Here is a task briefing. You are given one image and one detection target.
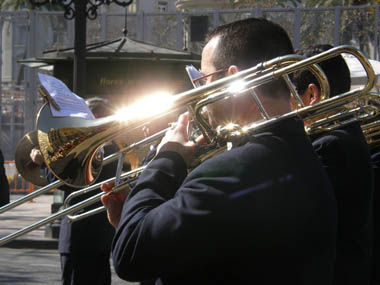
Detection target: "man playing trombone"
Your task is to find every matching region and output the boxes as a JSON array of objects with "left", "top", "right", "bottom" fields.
[
  {"left": 292, "top": 44, "right": 373, "bottom": 285},
  {"left": 0, "top": 148, "right": 9, "bottom": 207},
  {"left": 31, "top": 97, "right": 120, "bottom": 285},
  {"left": 101, "top": 18, "right": 337, "bottom": 284}
]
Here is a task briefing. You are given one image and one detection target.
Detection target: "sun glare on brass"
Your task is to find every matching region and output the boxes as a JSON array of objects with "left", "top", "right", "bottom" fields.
[
  {"left": 228, "top": 80, "right": 246, "bottom": 94},
  {"left": 115, "top": 92, "right": 173, "bottom": 122},
  {"left": 226, "top": 123, "right": 237, "bottom": 130},
  {"left": 1, "top": 45, "right": 376, "bottom": 248},
  {"left": 242, "top": 126, "right": 249, "bottom": 133}
]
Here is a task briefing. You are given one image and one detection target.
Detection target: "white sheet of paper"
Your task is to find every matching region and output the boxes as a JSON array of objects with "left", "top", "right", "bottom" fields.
[{"left": 38, "top": 73, "right": 95, "bottom": 119}]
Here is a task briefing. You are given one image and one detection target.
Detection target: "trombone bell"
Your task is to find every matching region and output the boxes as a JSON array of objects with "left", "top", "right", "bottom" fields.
[{"left": 37, "top": 103, "right": 106, "bottom": 188}]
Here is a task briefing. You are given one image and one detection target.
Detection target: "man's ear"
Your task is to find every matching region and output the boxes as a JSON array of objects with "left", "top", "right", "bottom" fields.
[
  {"left": 308, "top": 83, "right": 321, "bottom": 105},
  {"left": 227, "top": 65, "right": 239, "bottom": 75}
]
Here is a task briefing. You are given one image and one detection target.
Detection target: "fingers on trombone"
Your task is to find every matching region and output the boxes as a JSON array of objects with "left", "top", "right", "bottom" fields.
[
  {"left": 101, "top": 181, "right": 130, "bottom": 200},
  {"left": 101, "top": 181, "right": 115, "bottom": 192},
  {"left": 100, "top": 190, "right": 117, "bottom": 205},
  {"left": 194, "top": 134, "right": 205, "bottom": 146},
  {"left": 178, "top": 112, "right": 190, "bottom": 127},
  {"left": 168, "top": 112, "right": 189, "bottom": 130}
]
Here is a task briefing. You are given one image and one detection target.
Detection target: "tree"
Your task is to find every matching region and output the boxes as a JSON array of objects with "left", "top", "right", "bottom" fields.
[
  {"left": 232, "top": 0, "right": 380, "bottom": 8},
  {"left": 0, "top": 0, "right": 61, "bottom": 11},
  {"left": 232, "top": 0, "right": 378, "bottom": 57}
]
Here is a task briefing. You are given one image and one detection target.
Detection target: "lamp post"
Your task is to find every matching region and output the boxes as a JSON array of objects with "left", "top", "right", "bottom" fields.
[{"left": 29, "top": 0, "right": 133, "bottom": 97}]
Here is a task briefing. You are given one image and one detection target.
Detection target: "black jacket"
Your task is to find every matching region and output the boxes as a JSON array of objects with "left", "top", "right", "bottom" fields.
[
  {"left": 112, "top": 117, "right": 337, "bottom": 285},
  {"left": 312, "top": 122, "right": 373, "bottom": 285},
  {"left": 0, "top": 149, "right": 10, "bottom": 207},
  {"left": 370, "top": 145, "right": 380, "bottom": 285}
]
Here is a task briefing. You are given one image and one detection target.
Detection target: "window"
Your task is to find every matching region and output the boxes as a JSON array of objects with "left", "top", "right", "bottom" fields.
[
  {"left": 157, "top": 0, "right": 168, "bottom": 12},
  {"left": 128, "top": 3, "right": 136, "bottom": 13}
]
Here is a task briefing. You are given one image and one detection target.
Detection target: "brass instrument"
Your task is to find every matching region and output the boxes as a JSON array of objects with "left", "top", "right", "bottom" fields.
[
  {"left": 361, "top": 94, "right": 380, "bottom": 146},
  {"left": 305, "top": 92, "right": 380, "bottom": 135},
  {"left": 35, "top": 54, "right": 330, "bottom": 188},
  {"left": 0, "top": 45, "right": 375, "bottom": 247},
  {"left": 362, "top": 120, "right": 380, "bottom": 145},
  {"left": 340, "top": 92, "right": 380, "bottom": 146}
]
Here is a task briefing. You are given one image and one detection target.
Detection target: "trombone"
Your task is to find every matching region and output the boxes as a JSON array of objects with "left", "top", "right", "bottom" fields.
[
  {"left": 305, "top": 93, "right": 380, "bottom": 135},
  {"left": 361, "top": 94, "right": 380, "bottom": 146},
  {"left": 0, "top": 45, "right": 376, "bottom": 247},
  {"left": 0, "top": 129, "right": 167, "bottom": 246},
  {"left": 362, "top": 120, "right": 380, "bottom": 146},
  {"left": 338, "top": 92, "right": 380, "bottom": 146}
]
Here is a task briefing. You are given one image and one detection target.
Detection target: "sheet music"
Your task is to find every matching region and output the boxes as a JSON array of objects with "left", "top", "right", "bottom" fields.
[{"left": 38, "top": 73, "right": 95, "bottom": 119}]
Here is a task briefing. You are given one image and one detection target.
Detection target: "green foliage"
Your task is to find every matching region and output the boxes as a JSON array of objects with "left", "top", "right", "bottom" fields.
[
  {"left": 232, "top": 0, "right": 378, "bottom": 7},
  {"left": 232, "top": 0, "right": 378, "bottom": 57}
]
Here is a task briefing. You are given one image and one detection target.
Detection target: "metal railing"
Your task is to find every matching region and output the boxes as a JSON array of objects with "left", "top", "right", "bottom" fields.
[{"left": 4, "top": 160, "right": 34, "bottom": 193}]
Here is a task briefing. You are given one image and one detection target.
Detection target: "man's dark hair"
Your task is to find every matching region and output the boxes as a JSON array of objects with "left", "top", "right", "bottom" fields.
[
  {"left": 206, "top": 17, "right": 294, "bottom": 70},
  {"left": 205, "top": 18, "right": 294, "bottom": 96},
  {"left": 292, "top": 44, "right": 351, "bottom": 98}
]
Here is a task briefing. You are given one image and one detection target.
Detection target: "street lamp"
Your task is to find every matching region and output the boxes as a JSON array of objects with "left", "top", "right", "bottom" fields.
[{"left": 29, "top": 0, "right": 134, "bottom": 96}]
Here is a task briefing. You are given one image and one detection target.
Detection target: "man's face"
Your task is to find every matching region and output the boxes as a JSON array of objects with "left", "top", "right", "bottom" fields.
[
  {"left": 200, "top": 36, "right": 221, "bottom": 85},
  {"left": 200, "top": 36, "right": 263, "bottom": 127},
  {"left": 201, "top": 36, "right": 233, "bottom": 127}
]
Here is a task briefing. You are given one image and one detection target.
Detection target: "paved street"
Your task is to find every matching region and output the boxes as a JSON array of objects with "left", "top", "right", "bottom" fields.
[
  {"left": 0, "top": 194, "right": 137, "bottom": 284},
  {"left": 0, "top": 247, "right": 61, "bottom": 284},
  {"left": 0, "top": 193, "right": 58, "bottom": 248},
  {"left": 0, "top": 247, "right": 134, "bottom": 285}
]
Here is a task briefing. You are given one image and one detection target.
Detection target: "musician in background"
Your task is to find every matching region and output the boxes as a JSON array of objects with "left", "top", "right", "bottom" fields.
[
  {"left": 371, "top": 144, "right": 380, "bottom": 285},
  {"left": 0, "top": 148, "right": 10, "bottom": 206},
  {"left": 292, "top": 44, "right": 374, "bottom": 285},
  {"left": 101, "top": 18, "right": 337, "bottom": 284},
  {"left": 365, "top": 98, "right": 380, "bottom": 285},
  {"left": 30, "top": 97, "right": 121, "bottom": 285}
]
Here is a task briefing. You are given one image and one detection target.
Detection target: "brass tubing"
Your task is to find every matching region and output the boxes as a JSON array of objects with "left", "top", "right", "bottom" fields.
[
  {"left": 2, "top": 45, "right": 375, "bottom": 245},
  {"left": 0, "top": 181, "right": 60, "bottom": 214},
  {"left": 0, "top": 169, "right": 132, "bottom": 246}
]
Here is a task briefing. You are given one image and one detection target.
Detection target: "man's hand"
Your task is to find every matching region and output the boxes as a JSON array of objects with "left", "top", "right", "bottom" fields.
[
  {"left": 30, "top": 147, "right": 44, "bottom": 166},
  {"left": 100, "top": 182, "right": 130, "bottom": 228},
  {"left": 157, "top": 112, "right": 204, "bottom": 166}
]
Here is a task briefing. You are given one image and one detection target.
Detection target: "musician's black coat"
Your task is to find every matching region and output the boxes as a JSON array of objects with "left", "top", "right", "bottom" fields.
[
  {"left": 43, "top": 142, "right": 119, "bottom": 253},
  {"left": 311, "top": 122, "right": 373, "bottom": 285},
  {"left": 0, "top": 148, "right": 9, "bottom": 207},
  {"left": 112, "top": 117, "right": 337, "bottom": 285},
  {"left": 370, "top": 146, "right": 380, "bottom": 285}
]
